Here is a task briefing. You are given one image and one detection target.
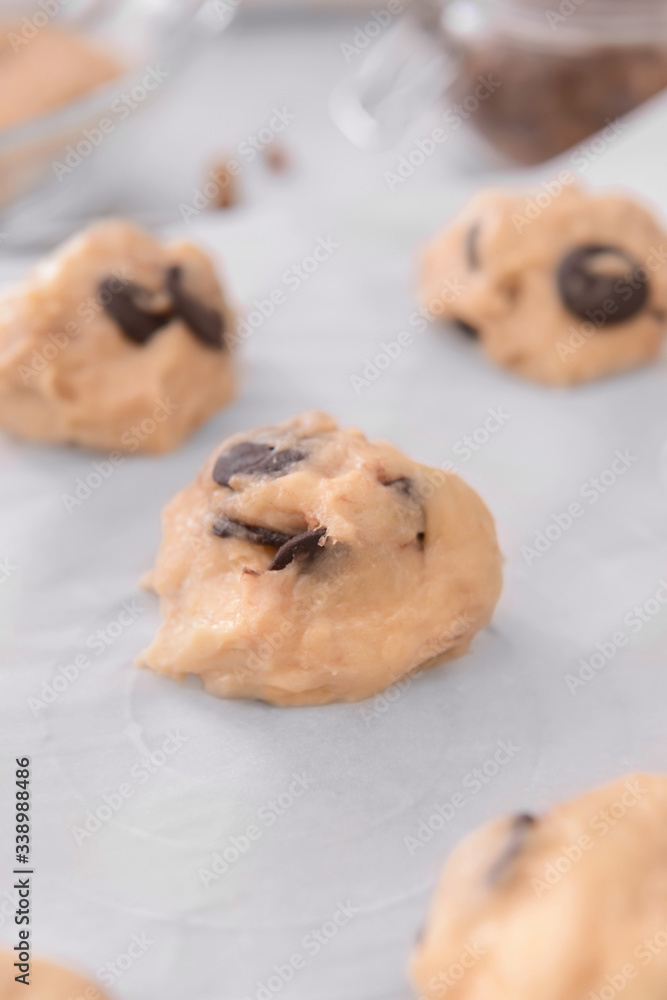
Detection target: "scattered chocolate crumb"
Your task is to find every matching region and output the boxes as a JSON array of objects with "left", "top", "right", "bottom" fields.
[
  {"left": 263, "top": 141, "right": 292, "bottom": 173},
  {"left": 209, "top": 159, "right": 240, "bottom": 209}
]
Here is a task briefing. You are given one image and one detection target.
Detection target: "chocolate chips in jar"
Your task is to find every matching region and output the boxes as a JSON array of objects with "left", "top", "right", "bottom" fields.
[{"left": 443, "top": 0, "right": 667, "bottom": 164}]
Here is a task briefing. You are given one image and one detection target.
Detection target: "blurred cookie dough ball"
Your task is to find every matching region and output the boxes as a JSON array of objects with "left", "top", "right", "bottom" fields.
[
  {"left": 0, "top": 220, "right": 236, "bottom": 452},
  {"left": 412, "top": 773, "right": 667, "bottom": 1000},
  {"left": 0, "top": 23, "right": 120, "bottom": 130},
  {"left": 0, "top": 950, "right": 110, "bottom": 999},
  {"left": 419, "top": 184, "right": 667, "bottom": 385},
  {"left": 139, "top": 410, "right": 502, "bottom": 705}
]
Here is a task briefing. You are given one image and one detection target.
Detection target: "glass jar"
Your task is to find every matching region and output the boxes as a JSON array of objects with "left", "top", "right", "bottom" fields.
[
  {"left": 444, "top": 0, "right": 667, "bottom": 163},
  {"left": 331, "top": 0, "right": 667, "bottom": 165}
]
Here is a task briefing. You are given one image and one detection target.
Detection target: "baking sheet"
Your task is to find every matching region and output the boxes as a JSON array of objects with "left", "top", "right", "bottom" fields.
[{"left": 2, "top": 19, "right": 667, "bottom": 1000}]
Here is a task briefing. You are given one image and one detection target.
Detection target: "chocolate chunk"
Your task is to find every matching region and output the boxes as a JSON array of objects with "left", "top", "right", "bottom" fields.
[
  {"left": 269, "top": 527, "right": 327, "bottom": 572},
  {"left": 167, "top": 266, "right": 225, "bottom": 349},
  {"left": 99, "top": 278, "right": 172, "bottom": 344},
  {"left": 453, "top": 319, "right": 479, "bottom": 339},
  {"left": 213, "top": 442, "right": 306, "bottom": 487},
  {"left": 486, "top": 813, "right": 536, "bottom": 885},
  {"left": 557, "top": 245, "right": 648, "bottom": 325},
  {"left": 260, "top": 448, "right": 306, "bottom": 476},
  {"left": 213, "top": 443, "right": 274, "bottom": 485},
  {"left": 465, "top": 223, "right": 481, "bottom": 269},
  {"left": 212, "top": 517, "right": 291, "bottom": 548}
]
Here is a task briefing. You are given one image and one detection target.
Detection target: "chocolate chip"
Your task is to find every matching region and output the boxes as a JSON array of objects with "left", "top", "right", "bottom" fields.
[
  {"left": 465, "top": 223, "right": 481, "bottom": 269},
  {"left": 382, "top": 476, "right": 415, "bottom": 497},
  {"left": 212, "top": 517, "right": 291, "bottom": 548},
  {"left": 167, "top": 266, "right": 225, "bottom": 349},
  {"left": 260, "top": 448, "right": 306, "bottom": 476},
  {"left": 557, "top": 245, "right": 648, "bottom": 325},
  {"left": 269, "top": 527, "right": 327, "bottom": 572},
  {"left": 486, "top": 813, "right": 536, "bottom": 885},
  {"left": 453, "top": 319, "right": 479, "bottom": 339},
  {"left": 213, "top": 442, "right": 305, "bottom": 487},
  {"left": 99, "top": 278, "right": 172, "bottom": 344}
]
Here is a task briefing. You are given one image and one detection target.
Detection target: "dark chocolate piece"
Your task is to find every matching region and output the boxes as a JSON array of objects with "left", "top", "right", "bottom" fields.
[
  {"left": 382, "top": 476, "right": 415, "bottom": 497},
  {"left": 557, "top": 245, "right": 648, "bottom": 325},
  {"left": 167, "top": 266, "right": 225, "bottom": 349},
  {"left": 99, "top": 278, "right": 172, "bottom": 344},
  {"left": 212, "top": 517, "right": 291, "bottom": 548},
  {"left": 486, "top": 813, "right": 536, "bottom": 885},
  {"left": 453, "top": 319, "right": 479, "bottom": 339},
  {"left": 465, "top": 222, "right": 481, "bottom": 270},
  {"left": 269, "top": 527, "right": 327, "bottom": 572},
  {"left": 212, "top": 442, "right": 305, "bottom": 487}
]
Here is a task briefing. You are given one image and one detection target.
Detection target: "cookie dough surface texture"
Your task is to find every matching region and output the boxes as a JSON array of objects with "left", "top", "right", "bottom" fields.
[
  {"left": 419, "top": 185, "right": 667, "bottom": 385},
  {"left": 140, "top": 411, "right": 502, "bottom": 705},
  {"left": 0, "top": 951, "right": 109, "bottom": 1000},
  {"left": 412, "top": 773, "right": 667, "bottom": 1000},
  {"left": 0, "top": 220, "right": 235, "bottom": 452}
]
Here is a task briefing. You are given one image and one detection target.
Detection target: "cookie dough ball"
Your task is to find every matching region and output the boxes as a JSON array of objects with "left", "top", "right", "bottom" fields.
[
  {"left": 0, "top": 24, "right": 120, "bottom": 130},
  {"left": 412, "top": 773, "right": 667, "bottom": 1000},
  {"left": 419, "top": 185, "right": 667, "bottom": 385},
  {"left": 0, "top": 950, "right": 110, "bottom": 999},
  {"left": 0, "top": 220, "right": 236, "bottom": 452},
  {"left": 139, "top": 411, "right": 502, "bottom": 705}
]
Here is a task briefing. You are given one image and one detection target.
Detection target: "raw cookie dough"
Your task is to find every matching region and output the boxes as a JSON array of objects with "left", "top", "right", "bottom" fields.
[
  {"left": 412, "top": 773, "right": 667, "bottom": 1000},
  {"left": 0, "top": 24, "right": 120, "bottom": 130},
  {"left": 419, "top": 185, "right": 667, "bottom": 385},
  {"left": 139, "top": 410, "right": 502, "bottom": 705},
  {"left": 0, "top": 220, "right": 236, "bottom": 452},
  {"left": 0, "top": 950, "right": 110, "bottom": 999}
]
